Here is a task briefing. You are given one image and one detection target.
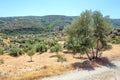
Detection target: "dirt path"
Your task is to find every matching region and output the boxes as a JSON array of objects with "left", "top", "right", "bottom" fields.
[{"left": 40, "top": 60, "right": 120, "bottom": 80}]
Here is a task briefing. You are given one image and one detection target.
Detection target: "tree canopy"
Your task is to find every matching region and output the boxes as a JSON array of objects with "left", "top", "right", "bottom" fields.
[{"left": 64, "top": 10, "right": 112, "bottom": 60}]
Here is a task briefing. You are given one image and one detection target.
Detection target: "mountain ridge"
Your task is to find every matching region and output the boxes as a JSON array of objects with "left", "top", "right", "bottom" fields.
[{"left": 0, "top": 15, "right": 119, "bottom": 35}]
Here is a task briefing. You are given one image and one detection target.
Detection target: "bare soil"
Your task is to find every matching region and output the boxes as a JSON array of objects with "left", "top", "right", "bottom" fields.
[{"left": 0, "top": 44, "right": 120, "bottom": 80}]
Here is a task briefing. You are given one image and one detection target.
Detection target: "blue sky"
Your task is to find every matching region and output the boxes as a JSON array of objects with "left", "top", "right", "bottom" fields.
[{"left": 0, "top": 0, "right": 119, "bottom": 18}]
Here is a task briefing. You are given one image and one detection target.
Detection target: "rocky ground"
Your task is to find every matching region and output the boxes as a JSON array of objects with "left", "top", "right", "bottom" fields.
[{"left": 41, "top": 60, "right": 120, "bottom": 80}]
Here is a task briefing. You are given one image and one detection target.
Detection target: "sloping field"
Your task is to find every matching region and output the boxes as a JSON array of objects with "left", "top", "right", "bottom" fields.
[{"left": 0, "top": 44, "right": 120, "bottom": 80}]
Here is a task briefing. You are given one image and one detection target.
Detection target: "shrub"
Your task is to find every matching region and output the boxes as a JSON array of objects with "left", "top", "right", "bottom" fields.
[
  {"left": 111, "top": 40, "right": 116, "bottom": 44},
  {"left": 50, "top": 43, "right": 62, "bottom": 53},
  {"left": 3, "top": 45, "right": 9, "bottom": 51},
  {"left": 1, "top": 34, "right": 8, "bottom": 39},
  {"left": 0, "top": 48, "right": 3, "bottom": 55},
  {"left": 23, "top": 48, "right": 29, "bottom": 53},
  {"left": 0, "top": 40, "right": 4, "bottom": 46},
  {"left": 9, "top": 45, "right": 23, "bottom": 57},
  {"left": 23, "top": 44, "right": 35, "bottom": 53},
  {"left": 36, "top": 43, "right": 47, "bottom": 54},
  {"left": 50, "top": 46, "right": 56, "bottom": 52},
  {"left": 35, "top": 38, "right": 45, "bottom": 43},
  {"left": 111, "top": 36, "right": 120, "bottom": 44},
  {"left": 0, "top": 59, "right": 4, "bottom": 64},
  {"left": 19, "top": 44, "right": 27, "bottom": 48},
  {"left": 47, "top": 39, "right": 58, "bottom": 48},
  {"left": 56, "top": 54, "right": 67, "bottom": 62}
]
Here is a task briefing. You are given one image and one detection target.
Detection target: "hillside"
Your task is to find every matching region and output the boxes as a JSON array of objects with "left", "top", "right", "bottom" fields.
[
  {"left": 110, "top": 19, "right": 120, "bottom": 27},
  {"left": 0, "top": 15, "right": 119, "bottom": 35},
  {"left": 0, "top": 15, "right": 76, "bottom": 35}
]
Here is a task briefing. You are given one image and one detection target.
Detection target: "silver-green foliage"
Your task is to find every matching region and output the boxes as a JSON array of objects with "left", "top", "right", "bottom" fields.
[
  {"left": 36, "top": 42, "right": 47, "bottom": 54},
  {"left": 56, "top": 54, "right": 67, "bottom": 62},
  {"left": 9, "top": 45, "right": 23, "bottom": 57},
  {"left": 0, "top": 48, "right": 3, "bottom": 55},
  {"left": 50, "top": 43, "right": 62, "bottom": 53},
  {"left": 27, "top": 48, "right": 35, "bottom": 62},
  {"left": 0, "top": 59, "right": 4, "bottom": 64},
  {"left": 64, "top": 10, "right": 112, "bottom": 60}
]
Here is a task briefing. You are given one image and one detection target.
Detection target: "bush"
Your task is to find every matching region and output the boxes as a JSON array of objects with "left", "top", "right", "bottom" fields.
[
  {"left": 1, "top": 34, "right": 8, "bottom": 39},
  {"left": 47, "top": 39, "right": 58, "bottom": 48},
  {"left": 9, "top": 45, "right": 23, "bottom": 57},
  {"left": 0, "top": 48, "right": 3, "bottom": 55},
  {"left": 111, "top": 36, "right": 120, "bottom": 44},
  {"left": 35, "top": 42, "right": 47, "bottom": 54},
  {"left": 50, "top": 43, "right": 62, "bottom": 53},
  {"left": 35, "top": 38, "right": 45, "bottom": 43},
  {"left": 22, "top": 44, "right": 35, "bottom": 53},
  {"left": 56, "top": 54, "right": 67, "bottom": 62},
  {"left": 23, "top": 48, "right": 29, "bottom": 53},
  {"left": 0, "top": 59, "right": 4, "bottom": 64},
  {"left": 0, "top": 40, "right": 4, "bottom": 46},
  {"left": 50, "top": 46, "right": 56, "bottom": 52}
]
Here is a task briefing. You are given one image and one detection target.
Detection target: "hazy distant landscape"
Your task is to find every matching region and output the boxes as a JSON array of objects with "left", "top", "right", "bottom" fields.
[{"left": 0, "top": 15, "right": 120, "bottom": 35}]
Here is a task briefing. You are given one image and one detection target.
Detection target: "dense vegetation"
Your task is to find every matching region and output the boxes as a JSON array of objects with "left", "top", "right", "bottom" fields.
[
  {"left": 0, "top": 15, "right": 75, "bottom": 35},
  {"left": 0, "top": 15, "right": 120, "bottom": 35}
]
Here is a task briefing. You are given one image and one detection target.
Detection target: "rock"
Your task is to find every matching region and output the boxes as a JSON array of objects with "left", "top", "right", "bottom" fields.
[
  {"left": 35, "top": 67, "right": 41, "bottom": 71},
  {"left": 0, "top": 71, "right": 8, "bottom": 75}
]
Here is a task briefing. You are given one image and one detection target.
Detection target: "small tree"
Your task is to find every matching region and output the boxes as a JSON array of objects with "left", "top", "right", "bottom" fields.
[
  {"left": 64, "top": 10, "right": 93, "bottom": 60},
  {"left": 27, "top": 49, "right": 35, "bottom": 62}
]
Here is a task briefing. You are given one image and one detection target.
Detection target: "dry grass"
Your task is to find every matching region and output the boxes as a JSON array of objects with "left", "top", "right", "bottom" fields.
[
  {"left": 0, "top": 44, "right": 120, "bottom": 80},
  {"left": 0, "top": 76, "right": 14, "bottom": 80},
  {"left": 10, "top": 65, "right": 73, "bottom": 80}
]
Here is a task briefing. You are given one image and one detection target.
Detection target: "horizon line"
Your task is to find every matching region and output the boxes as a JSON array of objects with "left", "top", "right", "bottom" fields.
[{"left": 0, "top": 15, "right": 119, "bottom": 19}]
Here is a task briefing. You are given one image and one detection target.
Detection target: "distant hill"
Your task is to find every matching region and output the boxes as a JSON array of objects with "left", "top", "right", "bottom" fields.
[
  {"left": 110, "top": 19, "right": 120, "bottom": 27},
  {"left": 0, "top": 15, "right": 76, "bottom": 35},
  {"left": 0, "top": 15, "right": 119, "bottom": 35}
]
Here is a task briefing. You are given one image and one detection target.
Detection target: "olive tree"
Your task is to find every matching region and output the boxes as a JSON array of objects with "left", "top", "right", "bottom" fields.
[
  {"left": 64, "top": 10, "right": 112, "bottom": 60},
  {"left": 64, "top": 37, "right": 81, "bottom": 57},
  {"left": 92, "top": 11, "right": 112, "bottom": 58},
  {"left": 27, "top": 48, "right": 35, "bottom": 62},
  {"left": 64, "top": 10, "right": 94, "bottom": 60}
]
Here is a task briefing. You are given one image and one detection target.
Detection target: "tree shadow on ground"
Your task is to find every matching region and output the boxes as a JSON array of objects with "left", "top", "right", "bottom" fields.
[
  {"left": 94, "top": 57, "right": 116, "bottom": 68},
  {"left": 27, "top": 60, "right": 34, "bottom": 62},
  {"left": 72, "top": 57, "right": 116, "bottom": 71},
  {"left": 63, "top": 51, "right": 73, "bottom": 54},
  {"left": 49, "top": 55, "right": 56, "bottom": 58},
  {"left": 73, "top": 56, "right": 88, "bottom": 60},
  {"left": 72, "top": 61, "right": 95, "bottom": 71}
]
